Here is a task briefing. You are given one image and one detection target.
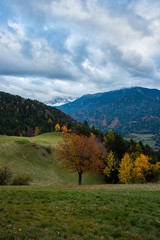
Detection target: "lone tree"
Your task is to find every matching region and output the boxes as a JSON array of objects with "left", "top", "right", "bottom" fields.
[{"left": 57, "top": 133, "right": 104, "bottom": 185}]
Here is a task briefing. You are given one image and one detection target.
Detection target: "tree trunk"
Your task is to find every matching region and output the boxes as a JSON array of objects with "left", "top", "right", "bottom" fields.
[{"left": 78, "top": 171, "right": 82, "bottom": 185}]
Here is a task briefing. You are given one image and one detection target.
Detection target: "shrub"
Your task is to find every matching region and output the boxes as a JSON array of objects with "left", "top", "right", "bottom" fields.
[
  {"left": 0, "top": 165, "right": 12, "bottom": 185},
  {"left": 45, "top": 145, "right": 52, "bottom": 154},
  {"left": 32, "top": 142, "right": 39, "bottom": 149},
  {"left": 12, "top": 174, "right": 33, "bottom": 185}
]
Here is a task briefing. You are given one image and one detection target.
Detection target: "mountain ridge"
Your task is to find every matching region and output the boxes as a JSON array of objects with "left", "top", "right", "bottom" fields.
[
  {"left": 58, "top": 87, "right": 160, "bottom": 137},
  {"left": 44, "top": 96, "right": 77, "bottom": 107}
]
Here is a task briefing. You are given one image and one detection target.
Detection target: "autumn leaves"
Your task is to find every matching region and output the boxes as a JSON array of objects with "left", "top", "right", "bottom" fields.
[
  {"left": 55, "top": 124, "right": 70, "bottom": 133},
  {"left": 119, "top": 154, "right": 160, "bottom": 183},
  {"left": 57, "top": 132, "right": 160, "bottom": 185},
  {"left": 57, "top": 134, "right": 104, "bottom": 185}
]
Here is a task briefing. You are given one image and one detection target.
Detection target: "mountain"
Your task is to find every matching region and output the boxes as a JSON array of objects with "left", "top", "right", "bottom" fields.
[
  {"left": 44, "top": 96, "right": 77, "bottom": 107},
  {"left": 58, "top": 87, "right": 160, "bottom": 136},
  {"left": 0, "top": 91, "right": 76, "bottom": 136}
]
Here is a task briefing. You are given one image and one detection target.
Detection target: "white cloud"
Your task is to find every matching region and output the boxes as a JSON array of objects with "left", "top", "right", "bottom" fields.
[{"left": 0, "top": 0, "right": 160, "bottom": 100}]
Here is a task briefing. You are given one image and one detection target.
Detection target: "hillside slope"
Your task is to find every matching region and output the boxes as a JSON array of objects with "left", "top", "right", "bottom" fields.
[
  {"left": 58, "top": 87, "right": 160, "bottom": 136},
  {"left": 0, "top": 91, "right": 76, "bottom": 136},
  {"left": 0, "top": 133, "right": 106, "bottom": 186}
]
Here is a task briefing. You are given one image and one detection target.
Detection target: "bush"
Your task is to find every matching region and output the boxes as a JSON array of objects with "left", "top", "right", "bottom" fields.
[
  {"left": 45, "top": 145, "right": 52, "bottom": 154},
  {"left": 0, "top": 165, "right": 12, "bottom": 185},
  {"left": 32, "top": 142, "right": 39, "bottom": 149},
  {"left": 12, "top": 174, "right": 33, "bottom": 185}
]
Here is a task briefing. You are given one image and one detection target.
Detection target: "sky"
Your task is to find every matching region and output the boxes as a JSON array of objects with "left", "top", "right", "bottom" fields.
[{"left": 0, "top": 0, "right": 160, "bottom": 101}]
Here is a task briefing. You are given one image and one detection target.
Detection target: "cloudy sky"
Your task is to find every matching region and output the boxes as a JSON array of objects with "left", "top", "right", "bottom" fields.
[{"left": 0, "top": 0, "right": 160, "bottom": 101}]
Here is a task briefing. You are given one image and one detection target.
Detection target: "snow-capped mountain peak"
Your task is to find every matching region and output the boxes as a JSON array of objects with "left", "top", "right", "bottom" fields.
[{"left": 44, "top": 96, "right": 77, "bottom": 107}]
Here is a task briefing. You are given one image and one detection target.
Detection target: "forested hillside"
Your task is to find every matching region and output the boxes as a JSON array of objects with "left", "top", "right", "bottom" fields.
[
  {"left": 58, "top": 87, "right": 160, "bottom": 137},
  {"left": 0, "top": 92, "right": 76, "bottom": 136}
]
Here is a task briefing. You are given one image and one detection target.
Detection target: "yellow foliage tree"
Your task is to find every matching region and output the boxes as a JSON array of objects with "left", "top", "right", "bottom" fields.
[
  {"left": 118, "top": 153, "right": 133, "bottom": 184},
  {"left": 133, "top": 154, "right": 151, "bottom": 182},
  {"left": 55, "top": 123, "right": 60, "bottom": 132},
  {"left": 48, "top": 118, "right": 52, "bottom": 124},
  {"left": 61, "top": 125, "right": 68, "bottom": 133},
  {"left": 104, "top": 151, "right": 116, "bottom": 178},
  {"left": 156, "top": 162, "right": 160, "bottom": 169},
  {"left": 34, "top": 127, "right": 40, "bottom": 136}
]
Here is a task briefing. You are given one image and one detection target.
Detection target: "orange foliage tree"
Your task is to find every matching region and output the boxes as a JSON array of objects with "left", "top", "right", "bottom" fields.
[
  {"left": 90, "top": 132, "right": 96, "bottom": 138},
  {"left": 55, "top": 123, "right": 60, "bottom": 132},
  {"left": 61, "top": 125, "right": 68, "bottom": 133},
  {"left": 57, "top": 134, "right": 104, "bottom": 185}
]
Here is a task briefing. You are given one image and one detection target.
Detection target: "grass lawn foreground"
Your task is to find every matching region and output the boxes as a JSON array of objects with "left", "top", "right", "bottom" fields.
[
  {"left": 0, "top": 133, "right": 160, "bottom": 239},
  {"left": 0, "top": 184, "right": 160, "bottom": 240}
]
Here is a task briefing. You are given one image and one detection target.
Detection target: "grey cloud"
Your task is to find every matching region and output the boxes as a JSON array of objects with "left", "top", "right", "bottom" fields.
[
  {"left": 72, "top": 40, "right": 89, "bottom": 69},
  {"left": 102, "top": 43, "right": 156, "bottom": 80},
  {"left": 121, "top": 52, "right": 155, "bottom": 79},
  {"left": 0, "top": 0, "right": 160, "bottom": 100},
  {"left": 127, "top": 14, "right": 152, "bottom": 36}
]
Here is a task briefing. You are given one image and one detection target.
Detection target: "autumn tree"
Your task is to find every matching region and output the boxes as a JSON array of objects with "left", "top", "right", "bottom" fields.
[
  {"left": 34, "top": 127, "right": 40, "bottom": 136},
  {"left": 61, "top": 125, "right": 68, "bottom": 133},
  {"left": 103, "top": 151, "right": 118, "bottom": 183},
  {"left": 48, "top": 118, "right": 52, "bottom": 124},
  {"left": 118, "top": 153, "right": 133, "bottom": 184},
  {"left": 105, "top": 130, "right": 128, "bottom": 161},
  {"left": 118, "top": 153, "right": 157, "bottom": 183},
  {"left": 90, "top": 132, "right": 96, "bottom": 138},
  {"left": 55, "top": 123, "right": 60, "bottom": 132},
  {"left": 57, "top": 134, "right": 104, "bottom": 185},
  {"left": 133, "top": 154, "right": 151, "bottom": 182}
]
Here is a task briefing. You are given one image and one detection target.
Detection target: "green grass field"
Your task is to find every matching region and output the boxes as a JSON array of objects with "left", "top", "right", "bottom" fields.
[
  {"left": 0, "top": 133, "right": 106, "bottom": 186},
  {"left": 0, "top": 134, "right": 160, "bottom": 239},
  {"left": 126, "top": 133, "right": 156, "bottom": 148},
  {"left": 0, "top": 184, "right": 160, "bottom": 240}
]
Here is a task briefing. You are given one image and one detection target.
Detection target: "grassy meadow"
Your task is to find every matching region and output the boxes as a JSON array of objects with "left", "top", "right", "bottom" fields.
[
  {"left": 128, "top": 133, "right": 156, "bottom": 148},
  {"left": 0, "top": 133, "right": 160, "bottom": 239},
  {"left": 0, "top": 184, "right": 160, "bottom": 239}
]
